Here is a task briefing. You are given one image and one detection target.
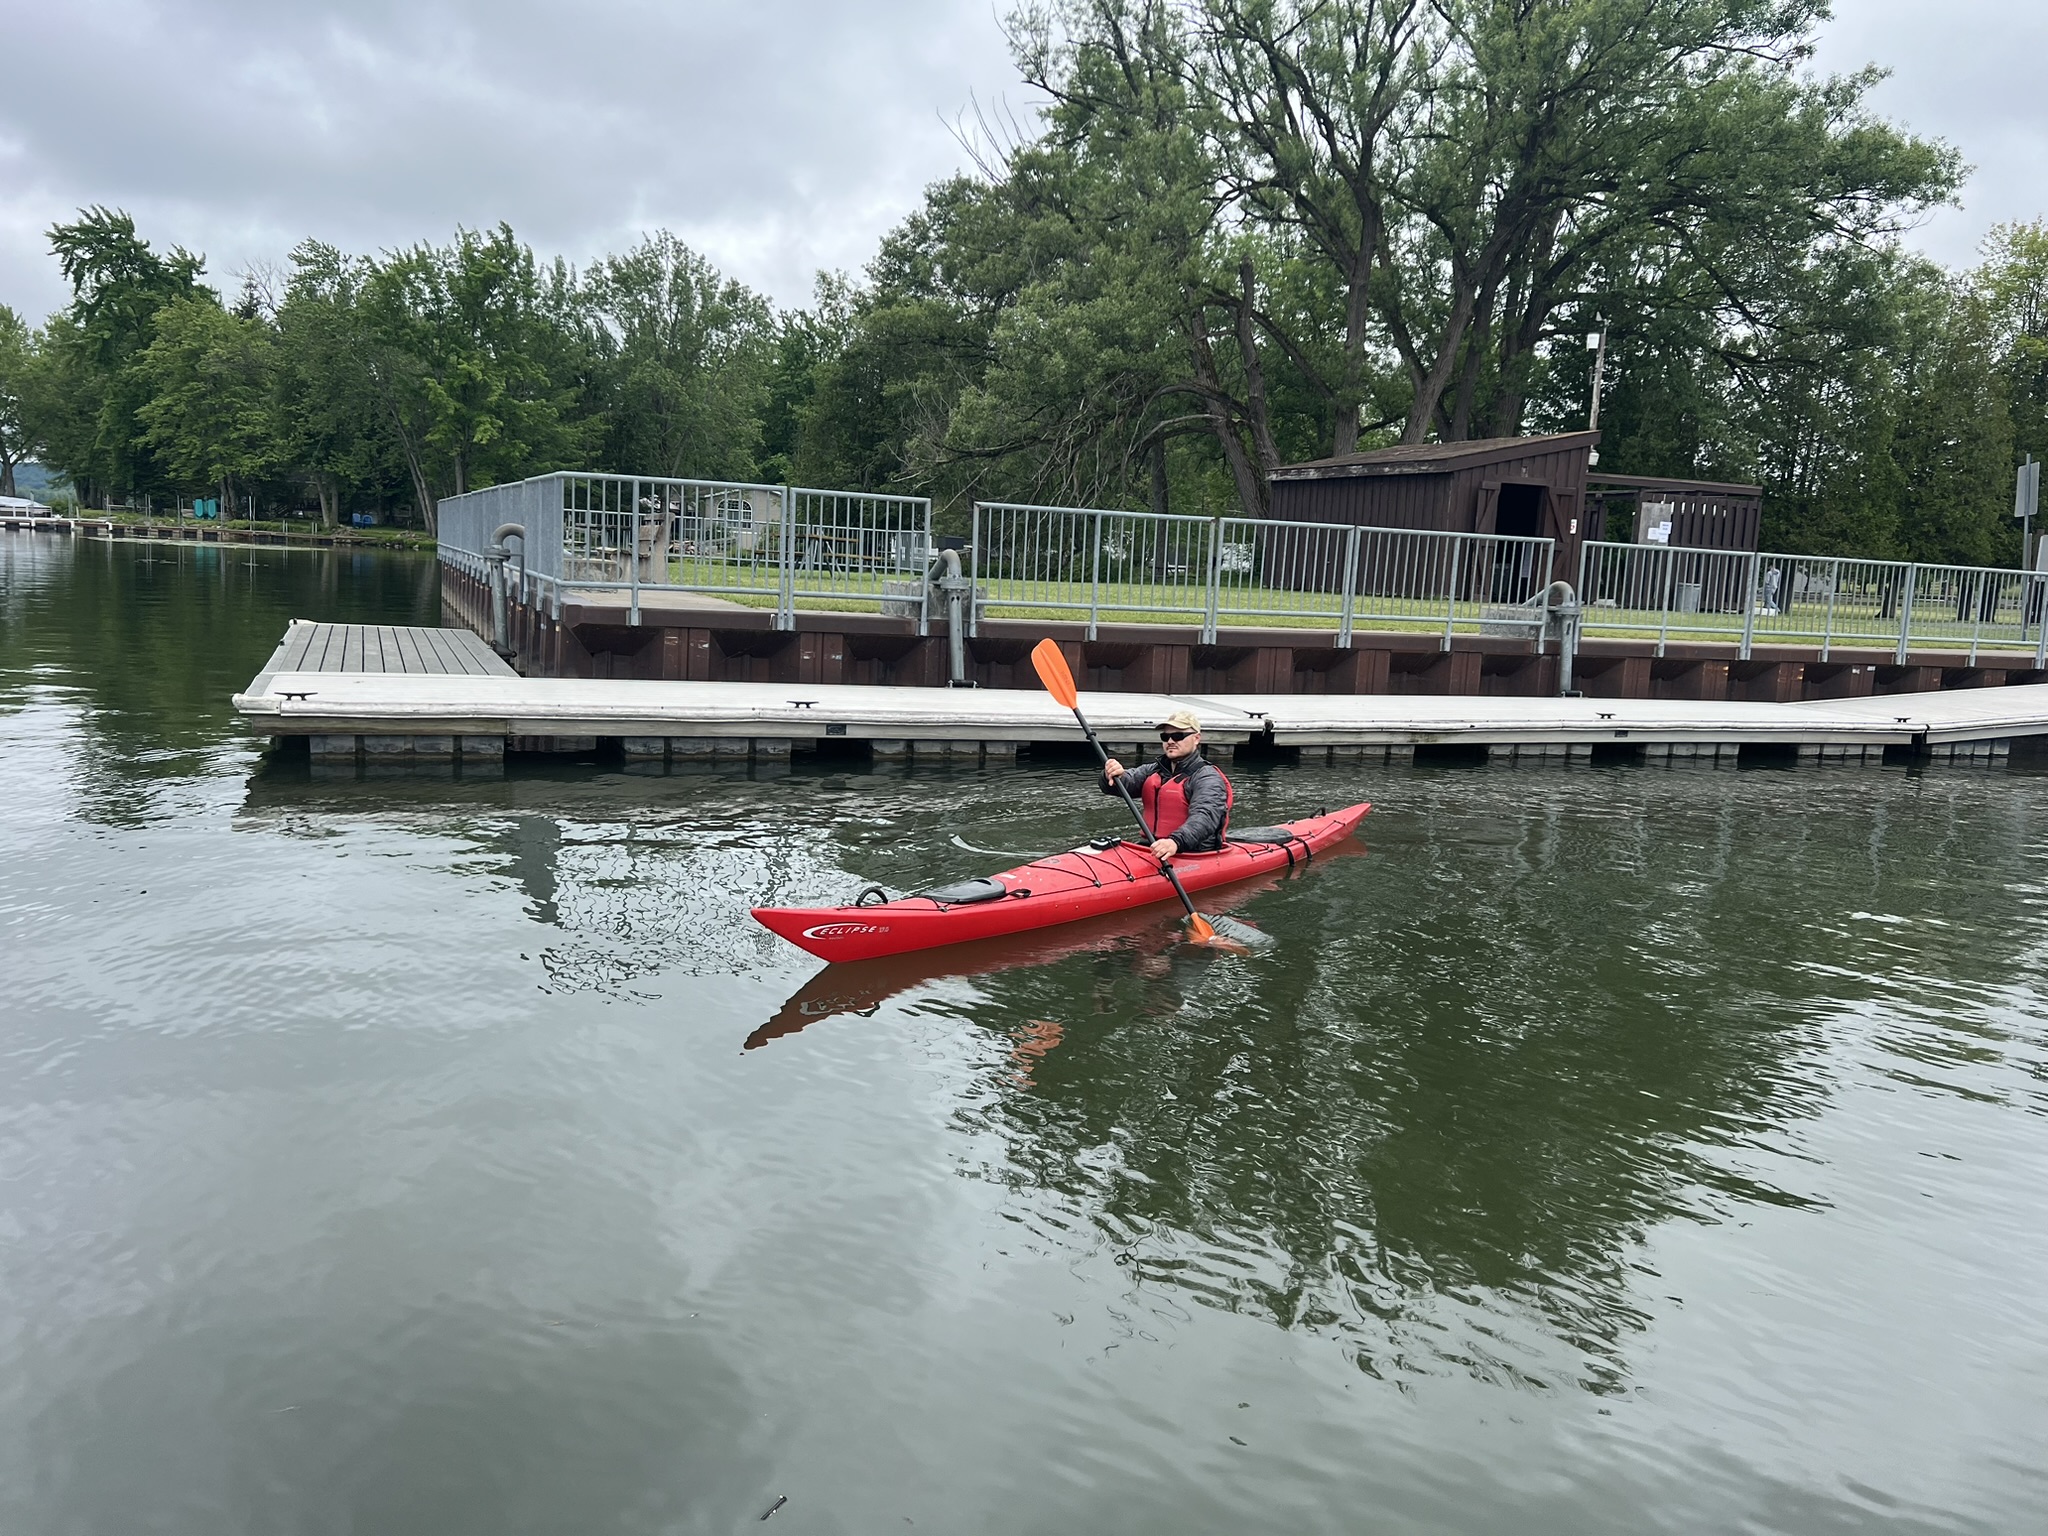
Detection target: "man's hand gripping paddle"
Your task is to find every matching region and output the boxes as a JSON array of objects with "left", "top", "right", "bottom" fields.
[{"left": 1029, "top": 638, "right": 1268, "bottom": 952}]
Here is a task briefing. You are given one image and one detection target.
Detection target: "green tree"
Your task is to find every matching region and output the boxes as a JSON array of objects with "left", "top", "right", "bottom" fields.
[
  {"left": 759, "top": 274, "right": 856, "bottom": 485},
  {"left": 43, "top": 206, "right": 208, "bottom": 504},
  {"left": 588, "top": 232, "right": 775, "bottom": 481},
  {"left": 358, "top": 225, "right": 594, "bottom": 529},
  {"left": 1978, "top": 221, "right": 2048, "bottom": 470},
  {"left": 133, "top": 293, "right": 279, "bottom": 516},
  {"left": 0, "top": 304, "right": 32, "bottom": 496},
  {"left": 274, "top": 241, "right": 402, "bottom": 526}
]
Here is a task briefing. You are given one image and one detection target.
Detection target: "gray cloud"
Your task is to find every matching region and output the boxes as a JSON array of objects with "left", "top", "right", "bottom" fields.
[
  {"left": 2, "top": 1, "right": 2043, "bottom": 326},
  {"left": 1810, "top": 0, "right": 2048, "bottom": 265},
  {"left": 0, "top": 0, "right": 1026, "bottom": 318}
]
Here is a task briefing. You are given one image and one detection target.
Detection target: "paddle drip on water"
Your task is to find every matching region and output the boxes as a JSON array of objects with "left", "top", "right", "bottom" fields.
[{"left": 1028, "top": 638, "right": 1272, "bottom": 952}]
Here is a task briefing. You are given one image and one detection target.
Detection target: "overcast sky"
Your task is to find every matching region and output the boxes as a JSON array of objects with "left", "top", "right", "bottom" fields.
[{"left": 1, "top": 0, "right": 2042, "bottom": 325}]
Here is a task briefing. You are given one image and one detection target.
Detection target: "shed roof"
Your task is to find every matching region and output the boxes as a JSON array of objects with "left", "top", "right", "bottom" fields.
[
  {"left": 1585, "top": 472, "right": 1762, "bottom": 499},
  {"left": 1272, "top": 431, "right": 1600, "bottom": 481}
]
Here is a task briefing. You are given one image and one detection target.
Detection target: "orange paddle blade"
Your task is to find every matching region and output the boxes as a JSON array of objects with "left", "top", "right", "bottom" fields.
[
  {"left": 1183, "top": 910, "right": 1255, "bottom": 953},
  {"left": 1030, "top": 638, "right": 1079, "bottom": 709}
]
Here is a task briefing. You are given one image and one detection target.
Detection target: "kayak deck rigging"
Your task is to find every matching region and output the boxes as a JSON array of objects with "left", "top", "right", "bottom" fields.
[{"left": 752, "top": 802, "right": 1369, "bottom": 963}]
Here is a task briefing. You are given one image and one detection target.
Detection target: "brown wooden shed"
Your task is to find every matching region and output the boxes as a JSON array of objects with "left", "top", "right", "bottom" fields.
[
  {"left": 1268, "top": 432, "right": 1599, "bottom": 584},
  {"left": 1583, "top": 473, "right": 1762, "bottom": 553}
]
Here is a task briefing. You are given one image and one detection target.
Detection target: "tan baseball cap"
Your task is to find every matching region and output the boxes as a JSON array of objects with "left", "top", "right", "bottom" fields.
[{"left": 1159, "top": 708, "right": 1203, "bottom": 732}]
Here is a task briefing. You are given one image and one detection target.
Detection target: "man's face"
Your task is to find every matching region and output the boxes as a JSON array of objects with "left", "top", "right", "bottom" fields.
[{"left": 1160, "top": 727, "right": 1200, "bottom": 762}]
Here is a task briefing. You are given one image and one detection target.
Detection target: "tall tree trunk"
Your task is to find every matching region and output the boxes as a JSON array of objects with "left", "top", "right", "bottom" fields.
[
  {"left": 1187, "top": 303, "right": 1269, "bottom": 519},
  {"left": 409, "top": 461, "right": 437, "bottom": 535},
  {"left": 1330, "top": 239, "right": 1378, "bottom": 458},
  {"left": 1403, "top": 279, "right": 1482, "bottom": 444},
  {"left": 1233, "top": 258, "right": 1283, "bottom": 477}
]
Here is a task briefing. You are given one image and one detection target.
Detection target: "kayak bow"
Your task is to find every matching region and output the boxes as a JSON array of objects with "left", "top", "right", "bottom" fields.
[{"left": 752, "top": 802, "right": 1369, "bottom": 963}]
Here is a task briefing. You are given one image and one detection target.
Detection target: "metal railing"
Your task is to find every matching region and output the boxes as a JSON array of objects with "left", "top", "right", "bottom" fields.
[
  {"left": 968, "top": 502, "right": 1216, "bottom": 635},
  {"left": 787, "top": 487, "right": 933, "bottom": 625},
  {"left": 1578, "top": 541, "right": 2048, "bottom": 664},
  {"left": 970, "top": 502, "right": 1556, "bottom": 645},
  {"left": 440, "top": 476, "right": 2048, "bottom": 664},
  {"left": 440, "top": 473, "right": 933, "bottom": 629},
  {"left": 1341, "top": 525, "right": 1556, "bottom": 646}
]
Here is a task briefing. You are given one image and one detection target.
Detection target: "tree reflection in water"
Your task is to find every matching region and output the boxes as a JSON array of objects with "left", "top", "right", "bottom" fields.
[
  {"left": 906, "top": 789, "right": 1965, "bottom": 1398},
  {"left": 236, "top": 740, "right": 2045, "bottom": 1406}
]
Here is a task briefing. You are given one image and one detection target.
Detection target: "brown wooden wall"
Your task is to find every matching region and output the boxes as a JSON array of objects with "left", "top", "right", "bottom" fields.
[
  {"left": 1269, "top": 437, "right": 1596, "bottom": 588},
  {"left": 1269, "top": 471, "right": 1452, "bottom": 530}
]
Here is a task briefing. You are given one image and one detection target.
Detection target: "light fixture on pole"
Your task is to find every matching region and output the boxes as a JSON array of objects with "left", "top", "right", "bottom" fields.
[{"left": 1586, "top": 325, "right": 1608, "bottom": 465}]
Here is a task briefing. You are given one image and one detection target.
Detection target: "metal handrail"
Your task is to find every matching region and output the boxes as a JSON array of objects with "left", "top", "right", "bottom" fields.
[
  {"left": 1577, "top": 539, "right": 2048, "bottom": 663},
  {"left": 440, "top": 480, "right": 2048, "bottom": 661}
]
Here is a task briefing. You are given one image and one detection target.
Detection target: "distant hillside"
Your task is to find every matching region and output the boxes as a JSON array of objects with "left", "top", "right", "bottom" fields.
[{"left": 11, "top": 463, "right": 67, "bottom": 497}]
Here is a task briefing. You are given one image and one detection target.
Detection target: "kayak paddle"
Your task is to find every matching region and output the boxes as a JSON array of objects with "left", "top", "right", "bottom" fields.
[{"left": 1028, "top": 637, "right": 1266, "bottom": 952}]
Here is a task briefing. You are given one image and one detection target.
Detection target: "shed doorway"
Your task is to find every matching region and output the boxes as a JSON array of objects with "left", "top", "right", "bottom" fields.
[
  {"left": 1490, "top": 482, "right": 1547, "bottom": 602},
  {"left": 1495, "top": 482, "right": 1545, "bottom": 539}
]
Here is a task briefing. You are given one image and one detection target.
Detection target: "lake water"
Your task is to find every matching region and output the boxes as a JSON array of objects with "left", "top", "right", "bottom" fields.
[{"left": 2, "top": 532, "right": 2045, "bottom": 1535}]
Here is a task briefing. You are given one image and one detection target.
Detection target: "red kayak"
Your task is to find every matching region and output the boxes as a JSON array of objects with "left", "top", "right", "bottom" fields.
[{"left": 752, "top": 802, "right": 1370, "bottom": 963}]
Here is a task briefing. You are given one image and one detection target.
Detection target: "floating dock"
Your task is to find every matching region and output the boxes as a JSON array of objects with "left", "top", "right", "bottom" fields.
[{"left": 235, "top": 623, "right": 2046, "bottom": 768}]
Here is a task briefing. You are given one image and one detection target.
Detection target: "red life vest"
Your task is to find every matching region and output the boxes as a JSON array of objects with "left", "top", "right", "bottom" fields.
[{"left": 1141, "top": 761, "right": 1233, "bottom": 843}]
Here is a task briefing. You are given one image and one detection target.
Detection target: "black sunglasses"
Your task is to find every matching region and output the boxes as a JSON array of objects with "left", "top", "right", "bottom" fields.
[{"left": 1158, "top": 728, "right": 1196, "bottom": 742}]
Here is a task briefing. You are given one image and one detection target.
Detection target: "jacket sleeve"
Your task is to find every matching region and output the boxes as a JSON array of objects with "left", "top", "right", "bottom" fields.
[
  {"left": 1168, "top": 763, "right": 1230, "bottom": 851},
  {"left": 1102, "top": 761, "right": 1157, "bottom": 803}
]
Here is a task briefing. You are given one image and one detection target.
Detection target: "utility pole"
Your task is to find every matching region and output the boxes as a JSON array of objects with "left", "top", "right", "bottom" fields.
[
  {"left": 2017, "top": 453, "right": 2039, "bottom": 567},
  {"left": 1586, "top": 324, "right": 1609, "bottom": 465},
  {"left": 2018, "top": 454, "right": 2041, "bottom": 636}
]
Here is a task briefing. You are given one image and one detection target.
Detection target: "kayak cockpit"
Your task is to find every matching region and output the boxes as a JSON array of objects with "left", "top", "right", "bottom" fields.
[{"left": 913, "top": 877, "right": 1010, "bottom": 905}]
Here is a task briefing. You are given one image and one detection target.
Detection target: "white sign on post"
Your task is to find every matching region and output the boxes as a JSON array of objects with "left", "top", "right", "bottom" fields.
[{"left": 2016, "top": 457, "right": 2039, "bottom": 520}]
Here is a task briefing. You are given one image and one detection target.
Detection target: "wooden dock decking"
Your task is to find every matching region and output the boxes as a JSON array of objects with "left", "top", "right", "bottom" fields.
[
  {"left": 247, "top": 620, "right": 515, "bottom": 695},
  {"left": 234, "top": 623, "right": 2048, "bottom": 768}
]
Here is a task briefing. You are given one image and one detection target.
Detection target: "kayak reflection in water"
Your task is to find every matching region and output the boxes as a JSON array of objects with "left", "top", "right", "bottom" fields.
[
  {"left": 743, "top": 872, "right": 1287, "bottom": 1051},
  {"left": 1100, "top": 708, "right": 1233, "bottom": 858}
]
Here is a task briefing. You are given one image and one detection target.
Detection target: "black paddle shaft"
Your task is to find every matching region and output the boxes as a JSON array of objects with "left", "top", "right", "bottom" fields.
[{"left": 1070, "top": 704, "right": 1203, "bottom": 921}]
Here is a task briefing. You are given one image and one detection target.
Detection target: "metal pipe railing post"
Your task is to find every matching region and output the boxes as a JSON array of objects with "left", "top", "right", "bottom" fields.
[
  {"left": 1655, "top": 545, "right": 1675, "bottom": 657},
  {"left": 1969, "top": 571, "right": 1985, "bottom": 664},
  {"left": 778, "top": 485, "right": 796, "bottom": 629},
  {"left": 1820, "top": 557, "right": 1838, "bottom": 661},
  {"left": 968, "top": 503, "right": 982, "bottom": 638},
  {"left": 2034, "top": 571, "right": 2048, "bottom": 669},
  {"left": 1443, "top": 537, "right": 1462, "bottom": 650},
  {"left": 1338, "top": 524, "right": 1360, "bottom": 648},
  {"left": 1896, "top": 564, "right": 1916, "bottom": 663},
  {"left": 1196, "top": 514, "right": 1212, "bottom": 638},
  {"left": 917, "top": 499, "right": 933, "bottom": 637},
  {"left": 1088, "top": 509, "right": 1103, "bottom": 640},
  {"left": 1739, "top": 551, "right": 1760, "bottom": 660},
  {"left": 628, "top": 481, "right": 641, "bottom": 627}
]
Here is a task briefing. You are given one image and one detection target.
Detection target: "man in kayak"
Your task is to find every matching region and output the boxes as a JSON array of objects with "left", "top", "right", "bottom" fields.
[{"left": 1101, "top": 708, "right": 1233, "bottom": 858}]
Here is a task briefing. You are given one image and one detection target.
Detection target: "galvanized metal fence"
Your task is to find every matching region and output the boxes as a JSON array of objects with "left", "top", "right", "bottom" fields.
[
  {"left": 1578, "top": 541, "right": 2048, "bottom": 664},
  {"left": 439, "top": 476, "right": 2048, "bottom": 661},
  {"left": 968, "top": 503, "right": 1216, "bottom": 633},
  {"left": 1340, "top": 525, "right": 1556, "bottom": 645},
  {"left": 439, "top": 473, "right": 933, "bottom": 629},
  {"left": 787, "top": 487, "right": 933, "bottom": 622},
  {"left": 969, "top": 502, "right": 1557, "bottom": 644}
]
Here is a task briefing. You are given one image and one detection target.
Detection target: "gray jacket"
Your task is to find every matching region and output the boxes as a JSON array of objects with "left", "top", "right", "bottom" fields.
[{"left": 1102, "top": 752, "right": 1231, "bottom": 852}]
